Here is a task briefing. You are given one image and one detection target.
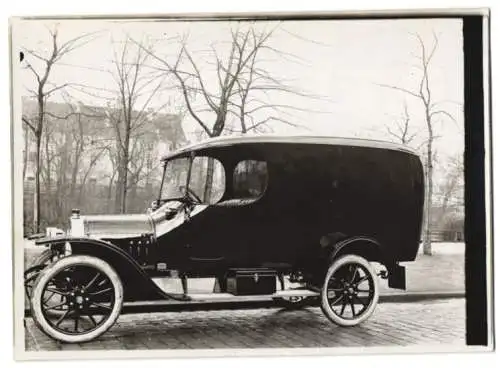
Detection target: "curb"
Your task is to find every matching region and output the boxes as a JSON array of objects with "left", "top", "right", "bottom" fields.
[
  {"left": 23, "top": 291, "right": 464, "bottom": 318},
  {"left": 379, "top": 291, "right": 465, "bottom": 303}
]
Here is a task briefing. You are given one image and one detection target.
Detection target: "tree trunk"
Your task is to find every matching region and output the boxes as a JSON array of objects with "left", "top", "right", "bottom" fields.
[
  {"left": 33, "top": 92, "right": 45, "bottom": 234},
  {"left": 115, "top": 163, "right": 125, "bottom": 213},
  {"left": 203, "top": 158, "right": 215, "bottom": 202},
  {"left": 120, "top": 144, "right": 129, "bottom": 213},
  {"left": 70, "top": 115, "right": 84, "bottom": 205},
  {"left": 422, "top": 133, "right": 433, "bottom": 255},
  {"left": 107, "top": 170, "right": 117, "bottom": 213},
  {"left": 115, "top": 151, "right": 130, "bottom": 214},
  {"left": 23, "top": 125, "right": 28, "bottom": 181},
  {"left": 33, "top": 133, "right": 41, "bottom": 234},
  {"left": 128, "top": 177, "right": 138, "bottom": 212}
]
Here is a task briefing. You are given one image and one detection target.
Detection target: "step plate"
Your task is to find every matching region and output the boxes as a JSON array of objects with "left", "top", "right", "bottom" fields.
[{"left": 125, "top": 289, "right": 320, "bottom": 307}]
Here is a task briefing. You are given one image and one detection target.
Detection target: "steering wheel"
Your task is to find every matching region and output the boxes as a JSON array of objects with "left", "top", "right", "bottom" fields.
[{"left": 179, "top": 186, "right": 202, "bottom": 203}]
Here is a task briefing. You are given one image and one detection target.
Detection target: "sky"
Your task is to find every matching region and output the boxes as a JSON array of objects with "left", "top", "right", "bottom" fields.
[{"left": 14, "top": 17, "right": 464, "bottom": 166}]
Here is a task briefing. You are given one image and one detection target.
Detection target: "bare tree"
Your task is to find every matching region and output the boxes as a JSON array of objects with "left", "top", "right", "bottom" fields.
[
  {"left": 377, "top": 32, "right": 457, "bottom": 255},
  {"left": 136, "top": 23, "right": 321, "bottom": 137},
  {"left": 135, "top": 23, "right": 322, "bottom": 200},
  {"left": 21, "top": 27, "right": 99, "bottom": 233},
  {"left": 436, "top": 154, "right": 464, "bottom": 228},
  {"left": 106, "top": 37, "right": 167, "bottom": 213},
  {"left": 384, "top": 102, "right": 420, "bottom": 146},
  {"left": 22, "top": 123, "right": 29, "bottom": 181}
]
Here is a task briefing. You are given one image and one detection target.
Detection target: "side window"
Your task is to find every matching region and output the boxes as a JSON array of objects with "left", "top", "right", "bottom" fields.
[
  {"left": 233, "top": 160, "right": 268, "bottom": 199},
  {"left": 189, "top": 157, "right": 226, "bottom": 204}
]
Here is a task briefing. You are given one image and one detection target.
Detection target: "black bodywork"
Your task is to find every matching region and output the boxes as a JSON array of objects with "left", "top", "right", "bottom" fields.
[{"left": 36, "top": 136, "right": 425, "bottom": 302}]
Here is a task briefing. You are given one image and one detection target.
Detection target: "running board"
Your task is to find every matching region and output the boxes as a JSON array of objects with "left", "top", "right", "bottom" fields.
[{"left": 125, "top": 289, "right": 320, "bottom": 307}]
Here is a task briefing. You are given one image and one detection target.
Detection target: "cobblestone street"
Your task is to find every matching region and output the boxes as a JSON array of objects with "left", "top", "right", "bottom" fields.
[{"left": 25, "top": 298, "right": 465, "bottom": 351}]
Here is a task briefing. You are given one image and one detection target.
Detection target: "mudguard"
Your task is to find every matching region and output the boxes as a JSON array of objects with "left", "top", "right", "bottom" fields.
[
  {"left": 35, "top": 236, "right": 188, "bottom": 302},
  {"left": 323, "top": 236, "right": 406, "bottom": 290},
  {"left": 327, "top": 236, "right": 386, "bottom": 263}
]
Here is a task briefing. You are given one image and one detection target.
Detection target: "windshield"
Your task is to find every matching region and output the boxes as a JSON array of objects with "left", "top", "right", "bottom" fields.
[{"left": 159, "top": 156, "right": 226, "bottom": 205}]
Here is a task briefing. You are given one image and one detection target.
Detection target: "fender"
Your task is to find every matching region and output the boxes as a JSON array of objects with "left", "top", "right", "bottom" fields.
[
  {"left": 323, "top": 235, "right": 387, "bottom": 265},
  {"left": 322, "top": 235, "right": 406, "bottom": 290},
  {"left": 35, "top": 236, "right": 188, "bottom": 302}
]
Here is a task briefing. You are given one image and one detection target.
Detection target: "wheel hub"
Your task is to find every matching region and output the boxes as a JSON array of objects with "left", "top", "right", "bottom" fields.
[{"left": 67, "top": 288, "right": 91, "bottom": 309}]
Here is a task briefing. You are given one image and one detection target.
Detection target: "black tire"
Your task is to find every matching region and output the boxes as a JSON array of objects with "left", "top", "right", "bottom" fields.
[
  {"left": 30, "top": 255, "right": 123, "bottom": 343},
  {"left": 320, "top": 254, "right": 379, "bottom": 327}
]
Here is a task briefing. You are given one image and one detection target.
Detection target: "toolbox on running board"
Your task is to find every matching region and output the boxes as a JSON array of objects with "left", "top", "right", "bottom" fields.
[{"left": 226, "top": 268, "right": 277, "bottom": 296}]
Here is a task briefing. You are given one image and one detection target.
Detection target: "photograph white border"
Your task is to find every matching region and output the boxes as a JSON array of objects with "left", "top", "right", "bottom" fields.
[{"left": 5, "top": 2, "right": 495, "bottom": 365}]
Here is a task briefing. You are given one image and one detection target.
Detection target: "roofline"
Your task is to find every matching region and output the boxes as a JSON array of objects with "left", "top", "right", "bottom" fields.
[{"left": 160, "top": 134, "right": 420, "bottom": 161}]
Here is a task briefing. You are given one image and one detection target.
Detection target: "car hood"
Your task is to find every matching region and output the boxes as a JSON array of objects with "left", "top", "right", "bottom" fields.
[{"left": 77, "top": 214, "right": 155, "bottom": 239}]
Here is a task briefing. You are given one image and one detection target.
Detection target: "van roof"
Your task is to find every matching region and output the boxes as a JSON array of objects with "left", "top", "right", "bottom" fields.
[{"left": 161, "top": 134, "right": 420, "bottom": 161}]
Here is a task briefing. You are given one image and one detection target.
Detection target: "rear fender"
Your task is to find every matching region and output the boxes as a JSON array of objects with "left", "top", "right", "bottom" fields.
[
  {"left": 324, "top": 236, "right": 406, "bottom": 290},
  {"left": 36, "top": 237, "right": 173, "bottom": 301},
  {"left": 327, "top": 236, "right": 385, "bottom": 263}
]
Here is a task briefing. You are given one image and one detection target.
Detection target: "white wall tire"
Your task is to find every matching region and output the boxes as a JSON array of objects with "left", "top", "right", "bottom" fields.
[
  {"left": 320, "top": 254, "right": 379, "bottom": 327},
  {"left": 30, "top": 255, "right": 123, "bottom": 343}
]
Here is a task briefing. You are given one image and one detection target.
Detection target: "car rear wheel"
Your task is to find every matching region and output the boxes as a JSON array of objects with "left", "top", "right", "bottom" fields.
[
  {"left": 30, "top": 255, "right": 123, "bottom": 343},
  {"left": 25, "top": 249, "right": 62, "bottom": 299},
  {"left": 320, "top": 254, "right": 379, "bottom": 327}
]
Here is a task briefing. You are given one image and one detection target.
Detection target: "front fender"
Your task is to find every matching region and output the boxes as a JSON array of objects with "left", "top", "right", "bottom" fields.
[{"left": 35, "top": 237, "right": 183, "bottom": 302}]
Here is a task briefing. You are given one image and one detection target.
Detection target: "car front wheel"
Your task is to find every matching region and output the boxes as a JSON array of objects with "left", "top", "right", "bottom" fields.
[
  {"left": 320, "top": 254, "right": 379, "bottom": 327},
  {"left": 30, "top": 255, "right": 123, "bottom": 343}
]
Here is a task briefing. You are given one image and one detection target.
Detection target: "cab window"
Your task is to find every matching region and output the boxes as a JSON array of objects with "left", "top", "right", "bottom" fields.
[
  {"left": 189, "top": 156, "right": 225, "bottom": 204},
  {"left": 233, "top": 160, "right": 268, "bottom": 199}
]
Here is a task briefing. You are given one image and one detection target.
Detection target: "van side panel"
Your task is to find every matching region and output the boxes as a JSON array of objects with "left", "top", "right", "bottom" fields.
[{"left": 263, "top": 144, "right": 424, "bottom": 264}]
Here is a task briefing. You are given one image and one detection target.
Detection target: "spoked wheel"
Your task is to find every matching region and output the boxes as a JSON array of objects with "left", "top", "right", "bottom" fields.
[
  {"left": 25, "top": 249, "right": 67, "bottom": 315},
  {"left": 320, "top": 254, "right": 379, "bottom": 327},
  {"left": 24, "top": 265, "right": 46, "bottom": 300},
  {"left": 30, "top": 255, "right": 123, "bottom": 343},
  {"left": 32, "top": 248, "right": 63, "bottom": 267}
]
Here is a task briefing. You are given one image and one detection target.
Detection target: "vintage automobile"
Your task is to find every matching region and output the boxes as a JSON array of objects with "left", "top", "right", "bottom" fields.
[{"left": 25, "top": 135, "right": 424, "bottom": 343}]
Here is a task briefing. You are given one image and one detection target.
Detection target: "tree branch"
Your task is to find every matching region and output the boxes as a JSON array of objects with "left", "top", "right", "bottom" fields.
[
  {"left": 22, "top": 116, "right": 36, "bottom": 133},
  {"left": 375, "top": 83, "right": 421, "bottom": 99},
  {"left": 430, "top": 109, "right": 457, "bottom": 123}
]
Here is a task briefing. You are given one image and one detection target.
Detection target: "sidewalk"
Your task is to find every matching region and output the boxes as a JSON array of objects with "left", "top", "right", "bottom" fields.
[{"left": 378, "top": 242, "right": 464, "bottom": 301}]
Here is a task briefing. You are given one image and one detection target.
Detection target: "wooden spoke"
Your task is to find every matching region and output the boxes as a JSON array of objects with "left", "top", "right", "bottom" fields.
[
  {"left": 350, "top": 300, "right": 356, "bottom": 316},
  {"left": 357, "top": 288, "right": 371, "bottom": 293},
  {"left": 44, "top": 302, "right": 67, "bottom": 311},
  {"left": 43, "top": 291, "right": 57, "bottom": 303},
  {"left": 349, "top": 265, "right": 358, "bottom": 283},
  {"left": 329, "top": 294, "right": 344, "bottom": 306},
  {"left": 54, "top": 310, "right": 70, "bottom": 327},
  {"left": 339, "top": 300, "right": 347, "bottom": 316},
  {"left": 352, "top": 294, "right": 368, "bottom": 307},
  {"left": 45, "top": 288, "right": 69, "bottom": 296},
  {"left": 90, "top": 287, "right": 113, "bottom": 296},
  {"left": 91, "top": 302, "right": 112, "bottom": 311},
  {"left": 85, "top": 272, "right": 101, "bottom": 290},
  {"left": 354, "top": 276, "right": 369, "bottom": 286},
  {"left": 87, "top": 314, "right": 97, "bottom": 327}
]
